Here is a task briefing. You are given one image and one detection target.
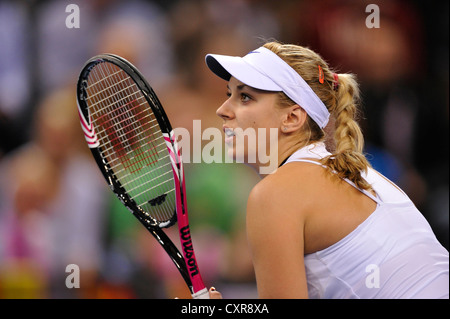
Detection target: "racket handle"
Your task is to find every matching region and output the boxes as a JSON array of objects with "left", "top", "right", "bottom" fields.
[{"left": 192, "top": 287, "right": 209, "bottom": 299}]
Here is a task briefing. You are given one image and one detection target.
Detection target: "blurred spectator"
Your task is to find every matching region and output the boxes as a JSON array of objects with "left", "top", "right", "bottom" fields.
[
  {"left": 0, "top": 146, "right": 58, "bottom": 298},
  {"left": 92, "top": 0, "right": 174, "bottom": 91},
  {"left": 36, "top": 0, "right": 173, "bottom": 93},
  {"left": 0, "top": 86, "right": 108, "bottom": 298},
  {"left": 0, "top": 1, "right": 30, "bottom": 120},
  {"left": 0, "top": 1, "right": 29, "bottom": 158}
]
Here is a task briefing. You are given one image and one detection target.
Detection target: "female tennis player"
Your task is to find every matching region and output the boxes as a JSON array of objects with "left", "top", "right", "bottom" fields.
[{"left": 205, "top": 41, "right": 449, "bottom": 299}]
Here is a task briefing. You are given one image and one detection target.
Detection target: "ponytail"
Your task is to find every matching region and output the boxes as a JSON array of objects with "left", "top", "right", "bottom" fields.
[{"left": 320, "top": 73, "right": 372, "bottom": 191}]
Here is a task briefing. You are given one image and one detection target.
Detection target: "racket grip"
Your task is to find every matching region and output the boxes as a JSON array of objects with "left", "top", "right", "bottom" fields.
[{"left": 192, "top": 287, "right": 209, "bottom": 299}]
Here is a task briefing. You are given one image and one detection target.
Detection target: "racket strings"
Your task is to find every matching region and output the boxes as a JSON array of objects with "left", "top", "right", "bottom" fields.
[{"left": 85, "top": 61, "right": 176, "bottom": 224}]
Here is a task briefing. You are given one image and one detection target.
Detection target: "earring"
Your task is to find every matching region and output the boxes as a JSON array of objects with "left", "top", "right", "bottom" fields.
[{"left": 283, "top": 127, "right": 287, "bottom": 132}]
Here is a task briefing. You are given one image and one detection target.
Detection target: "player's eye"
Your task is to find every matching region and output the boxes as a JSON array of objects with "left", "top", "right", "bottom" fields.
[{"left": 240, "top": 93, "right": 252, "bottom": 103}]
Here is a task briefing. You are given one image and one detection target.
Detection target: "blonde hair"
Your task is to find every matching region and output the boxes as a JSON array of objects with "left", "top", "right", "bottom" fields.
[{"left": 263, "top": 41, "right": 372, "bottom": 191}]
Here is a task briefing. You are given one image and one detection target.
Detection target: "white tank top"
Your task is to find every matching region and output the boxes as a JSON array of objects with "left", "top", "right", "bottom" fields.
[{"left": 284, "top": 143, "right": 449, "bottom": 299}]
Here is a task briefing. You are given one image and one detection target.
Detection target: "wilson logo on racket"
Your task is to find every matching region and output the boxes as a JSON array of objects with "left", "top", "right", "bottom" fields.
[
  {"left": 77, "top": 100, "right": 99, "bottom": 148},
  {"left": 180, "top": 226, "right": 200, "bottom": 277}
]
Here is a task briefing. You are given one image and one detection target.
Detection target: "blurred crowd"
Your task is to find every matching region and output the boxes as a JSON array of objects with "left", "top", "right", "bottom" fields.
[{"left": 0, "top": 0, "right": 448, "bottom": 299}]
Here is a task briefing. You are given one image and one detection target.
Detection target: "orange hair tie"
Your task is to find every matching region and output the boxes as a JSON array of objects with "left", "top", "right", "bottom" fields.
[
  {"left": 318, "top": 65, "right": 324, "bottom": 84},
  {"left": 332, "top": 73, "right": 339, "bottom": 91}
]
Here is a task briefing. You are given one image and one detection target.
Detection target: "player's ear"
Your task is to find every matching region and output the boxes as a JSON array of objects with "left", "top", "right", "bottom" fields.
[{"left": 281, "top": 105, "right": 307, "bottom": 133}]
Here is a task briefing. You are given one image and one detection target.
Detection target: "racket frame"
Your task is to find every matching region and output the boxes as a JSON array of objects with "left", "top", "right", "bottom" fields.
[{"left": 76, "top": 54, "right": 208, "bottom": 298}]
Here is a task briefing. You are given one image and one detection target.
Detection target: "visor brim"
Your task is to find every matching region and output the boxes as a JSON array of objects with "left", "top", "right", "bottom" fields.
[{"left": 205, "top": 54, "right": 281, "bottom": 92}]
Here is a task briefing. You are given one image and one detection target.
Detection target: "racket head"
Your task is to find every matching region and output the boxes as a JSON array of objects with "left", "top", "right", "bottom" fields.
[{"left": 76, "top": 54, "right": 177, "bottom": 229}]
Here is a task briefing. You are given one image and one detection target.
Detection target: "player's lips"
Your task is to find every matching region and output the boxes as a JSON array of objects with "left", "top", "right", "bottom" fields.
[
  {"left": 223, "top": 127, "right": 235, "bottom": 137},
  {"left": 223, "top": 126, "right": 235, "bottom": 145}
]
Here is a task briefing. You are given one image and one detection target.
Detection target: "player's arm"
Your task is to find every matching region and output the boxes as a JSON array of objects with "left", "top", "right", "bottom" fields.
[{"left": 246, "top": 175, "right": 309, "bottom": 299}]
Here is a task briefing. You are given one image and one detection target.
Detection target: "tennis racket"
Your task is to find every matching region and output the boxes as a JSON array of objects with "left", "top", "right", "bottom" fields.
[{"left": 76, "top": 54, "right": 209, "bottom": 299}]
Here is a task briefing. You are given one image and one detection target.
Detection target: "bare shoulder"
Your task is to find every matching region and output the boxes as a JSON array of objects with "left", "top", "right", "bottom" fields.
[
  {"left": 247, "top": 161, "right": 326, "bottom": 216},
  {"left": 246, "top": 161, "right": 337, "bottom": 248},
  {"left": 246, "top": 162, "right": 322, "bottom": 234}
]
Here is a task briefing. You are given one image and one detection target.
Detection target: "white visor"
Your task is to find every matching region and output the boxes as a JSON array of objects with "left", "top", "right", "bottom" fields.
[{"left": 205, "top": 46, "right": 330, "bottom": 128}]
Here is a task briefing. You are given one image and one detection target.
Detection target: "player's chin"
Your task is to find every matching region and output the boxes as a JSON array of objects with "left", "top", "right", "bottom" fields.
[
  {"left": 226, "top": 148, "right": 252, "bottom": 166},
  {"left": 225, "top": 142, "right": 240, "bottom": 162},
  {"left": 225, "top": 136, "right": 248, "bottom": 160},
  {"left": 225, "top": 139, "right": 235, "bottom": 160}
]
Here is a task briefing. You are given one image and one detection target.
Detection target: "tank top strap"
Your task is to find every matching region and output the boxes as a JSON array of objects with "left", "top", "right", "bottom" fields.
[{"left": 283, "top": 143, "right": 382, "bottom": 205}]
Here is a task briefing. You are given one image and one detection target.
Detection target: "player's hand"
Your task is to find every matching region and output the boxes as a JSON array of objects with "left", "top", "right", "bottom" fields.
[{"left": 209, "top": 287, "right": 222, "bottom": 299}]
